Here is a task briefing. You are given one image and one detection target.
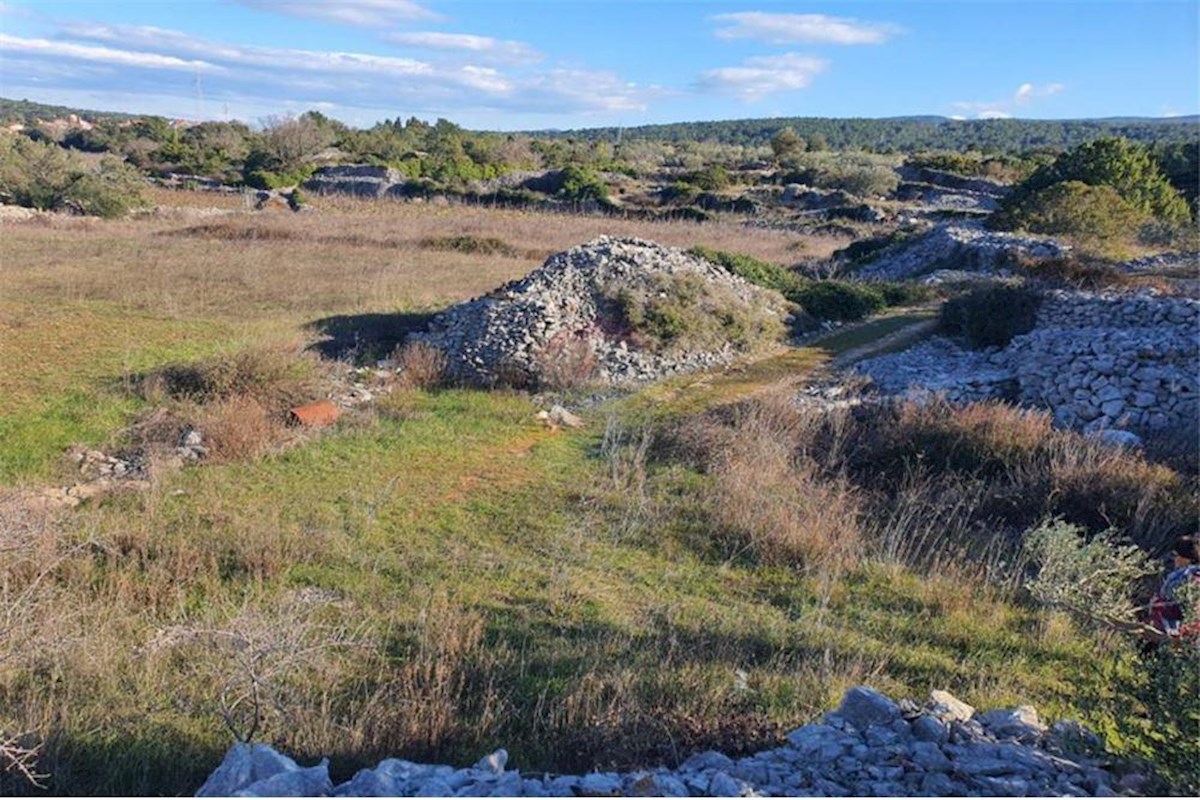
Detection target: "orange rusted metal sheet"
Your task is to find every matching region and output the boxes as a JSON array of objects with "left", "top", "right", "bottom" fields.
[{"left": 289, "top": 400, "right": 341, "bottom": 428}]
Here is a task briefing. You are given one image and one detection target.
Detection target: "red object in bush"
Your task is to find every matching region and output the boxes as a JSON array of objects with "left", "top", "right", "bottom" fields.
[{"left": 289, "top": 400, "right": 340, "bottom": 428}]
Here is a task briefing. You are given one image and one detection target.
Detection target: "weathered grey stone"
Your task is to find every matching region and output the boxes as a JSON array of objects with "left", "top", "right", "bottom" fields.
[
  {"left": 910, "top": 715, "right": 950, "bottom": 744},
  {"left": 837, "top": 686, "right": 902, "bottom": 730},
  {"left": 927, "top": 690, "right": 975, "bottom": 723},
  {"left": 910, "top": 741, "right": 952, "bottom": 772}
]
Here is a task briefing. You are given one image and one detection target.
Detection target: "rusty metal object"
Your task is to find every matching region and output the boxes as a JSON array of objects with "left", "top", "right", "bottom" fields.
[{"left": 289, "top": 399, "right": 341, "bottom": 428}]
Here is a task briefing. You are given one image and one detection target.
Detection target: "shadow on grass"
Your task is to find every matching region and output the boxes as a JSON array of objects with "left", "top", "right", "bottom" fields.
[
  {"left": 15, "top": 726, "right": 223, "bottom": 797},
  {"left": 305, "top": 311, "right": 438, "bottom": 362}
]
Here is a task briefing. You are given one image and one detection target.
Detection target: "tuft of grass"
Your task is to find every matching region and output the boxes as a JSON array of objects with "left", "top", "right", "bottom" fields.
[
  {"left": 392, "top": 341, "right": 449, "bottom": 390},
  {"left": 418, "top": 234, "right": 522, "bottom": 258}
]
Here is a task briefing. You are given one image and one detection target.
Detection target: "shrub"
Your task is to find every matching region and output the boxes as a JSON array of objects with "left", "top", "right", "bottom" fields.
[
  {"left": 0, "top": 137, "right": 148, "bottom": 218},
  {"left": 1025, "top": 519, "right": 1199, "bottom": 794},
  {"left": 557, "top": 165, "right": 610, "bottom": 204},
  {"left": 688, "top": 246, "right": 803, "bottom": 295},
  {"left": 939, "top": 284, "right": 1041, "bottom": 348},
  {"left": 789, "top": 281, "right": 885, "bottom": 322},
  {"left": 198, "top": 394, "right": 285, "bottom": 462},
  {"left": 779, "top": 155, "right": 899, "bottom": 198},
  {"left": 605, "top": 272, "right": 785, "bottom": 355},
  {"left": 244, "top": 164, "right": 314, "bottom": 190},
  {"left": 992, "top": 181, "right": 1146, "bottom": 254},
  {"left": 874, "top": 281, "right": 939, "bottom": 307},
  {"left": 392, "top": 341, "right": 448, "bottom": 390},
  {"left": 138, "top": 346, "right": 320, "bottom": 410},
  {"left": 1024, "top": 519, "right": 1155, "bottom": 628},
  {"left": 532, "top": 331, "right": 598, "bottom": 391},
  {"left": 1017, "top": 256, "right": 1132, "bottom": 291},
  {"left": 996, "top": 137, "right": 1190, "bottom": 229},
  {"left": 682, "top": 165, "right": 730, "bottom": 192},
  {"left": 418, "top": 235, "right": 520, "bottom": 257}
]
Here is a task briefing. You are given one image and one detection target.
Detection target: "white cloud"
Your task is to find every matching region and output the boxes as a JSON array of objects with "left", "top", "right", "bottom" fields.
[
  {"left": 0, "top": 33, "right": 224, "bottom": 73},
  {"left": 712, "top": 12, "right": 899, "bottom": 45},
  {"left": 498, "top": 68, "right": 655, "bottom": 113},
  {"left": 953, "top": 81, "right": 1065, "bottom": 119},
  {"left": 16, "top": 22, "right": 651, "bottom": 123},
  {"left": 233, "top": 0, "right": 440, "bottom": 27},
  {"left": 697, "top": 53, "right": 828, "bottom": 101},
  {"left": 384, "top": 31, "right": 541, "bottom": 65},
  {"left": 1014, "top": 82, "right": 1064, "bottom": 102}
]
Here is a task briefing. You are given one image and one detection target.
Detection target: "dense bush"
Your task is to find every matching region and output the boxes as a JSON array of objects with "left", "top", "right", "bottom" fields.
[
  {"left": 939, "top": 284, "right": 1041, "bottom": 348},
  {"left": 688, "top": 246, "right": 803, "bottom": 295},
  {"left": 1017, "top": 256, "right": 1132, "bottom": 291},
  {"left": 874, "top": 281, "right": 939, "bottom": 307},
  {"left": 789, "top": 281, "right": 886, "bottom": 322},
  {"left": 995, "top": 138, "right": 1190, "bottom": 235},
  {"left": 556, "top": 165, "right": 610, "bottom": 204},
  {"left": 993, "top": 181, "right": 1146, "bottom": 253},
  {"left": 905, "top": 150, "right": 1043, "bottom": 183},
  {"left": 779, "top": 153, "right": 899, "bottom": 198},
  {"left": 0, "top": 135, "right": 148, "bottom": 217}
]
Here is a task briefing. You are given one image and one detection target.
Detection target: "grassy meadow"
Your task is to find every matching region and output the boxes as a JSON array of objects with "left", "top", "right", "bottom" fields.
[{"left": 0, "top": 193, "right": 1180, "bottom": 795}]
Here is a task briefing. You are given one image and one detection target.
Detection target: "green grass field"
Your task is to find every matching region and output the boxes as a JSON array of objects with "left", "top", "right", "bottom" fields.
[{"left": 0, "top": 201, "right": 1162, "bottom": 795}]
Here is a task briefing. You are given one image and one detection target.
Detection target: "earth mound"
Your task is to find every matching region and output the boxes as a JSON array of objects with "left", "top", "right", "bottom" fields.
[{"left": 415, "top": 236, "right": 790, "bottom": 387}]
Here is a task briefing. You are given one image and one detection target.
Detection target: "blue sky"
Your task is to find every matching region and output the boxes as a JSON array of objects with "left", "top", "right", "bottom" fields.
[{"left": 0, "top": 1, "right": 1195, "bottom": 129}]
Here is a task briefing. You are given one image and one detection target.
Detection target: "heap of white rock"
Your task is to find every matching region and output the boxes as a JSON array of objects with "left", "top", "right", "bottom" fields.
[
  {"left": 851, "top": 224, "right": 1068, "bottom": 282},
  {"left": 196, "top": 686, "right": 1131, "bottom": 797},
  {"left": 413, "top": 237, "right": 788, "bottom": 387}
]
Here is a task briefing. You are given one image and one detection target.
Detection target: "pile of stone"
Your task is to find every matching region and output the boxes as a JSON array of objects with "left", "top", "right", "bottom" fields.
[
  {"left": 853, "top": 338, "right": 1014, "bottom": 406},
  {"left": 1119, "top": 251, "right": 1198, "bottom": 274},
  {"left": 303, "top": 165, "right": 404, "bottom": 199},
  {"left": 852, "top": 224, "right": 1067, "bottom": 282},
  {"left": 853, "top": 289, "right": 1199, "bottom": 434},
  {"left": 197, "top": 686, "right": 1131, "bottom": 797},
  {"left": 413, "top": 237, "right": 789, "bottom": 387}
]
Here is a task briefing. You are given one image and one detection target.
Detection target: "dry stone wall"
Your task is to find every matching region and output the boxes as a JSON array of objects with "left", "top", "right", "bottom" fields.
[
  {"left": 854, "top": 289, "right": 1199, "bottom": 435},
  {"left": 1008, "top": 291, "right": 1199, "bottom": 431}
]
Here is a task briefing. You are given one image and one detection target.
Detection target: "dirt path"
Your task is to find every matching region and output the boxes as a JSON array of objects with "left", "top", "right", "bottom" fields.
[{"left": 624, "top": 306, "right": 938, "bottom": 417}]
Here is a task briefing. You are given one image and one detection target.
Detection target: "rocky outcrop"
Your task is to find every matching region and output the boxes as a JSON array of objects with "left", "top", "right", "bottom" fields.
[
  {"left": 853, "top": 289, "right": 1200, "bottom": 434},
  {"left": 413, "top": 237, "right": 789, "bottom": 387},
  {"left": 303, "top": 165, "right": 402, "bottom": 198},
  {"left": 196, "top": 687, "right": 1128, "bottom": 797},
  {"left": 895, "top": 166, "right": 1009, "bottom": 198},
  {"left": 852, "top": 224, "right": 1068, "bottom": 282}
]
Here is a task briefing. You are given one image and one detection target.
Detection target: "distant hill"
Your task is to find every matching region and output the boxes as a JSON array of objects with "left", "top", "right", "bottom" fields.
[
  {"left": 0, "top": 97, "right": 139, "bottom": 125},
  {"left": 524, "top": 115, "right": 1200, "bottom": 153}
]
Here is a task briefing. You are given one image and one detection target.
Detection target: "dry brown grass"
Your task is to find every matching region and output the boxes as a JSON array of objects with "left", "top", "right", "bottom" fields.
[
  {"left": 196, "top": 395, "right": 287, "bottom": 463},
  {"left": 674, "top": 390, "right": 1197, "bottom": 575},
  {"left": 391, "top": 341, "right": 448, "bottom": 390},
  {"left": 0, "top": 193, "right": 818, "bottom": 348}
]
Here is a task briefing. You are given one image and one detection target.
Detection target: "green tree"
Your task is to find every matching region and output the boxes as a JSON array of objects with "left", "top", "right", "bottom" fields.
[
  {"left": 1011, "top": 137, "right": 1189, "bottom": 223},
  {"left": 0, "top": 136, "right": 148, "bottom": 217},
  {"left": 770, "top": 127, "right": 804, "bottom": 160},
  {"left": 995, "top": 181, "right": 1146, "bottom": 249},
  {"left": 557, "top": 165, "right": 609, "bottom": 204}
]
